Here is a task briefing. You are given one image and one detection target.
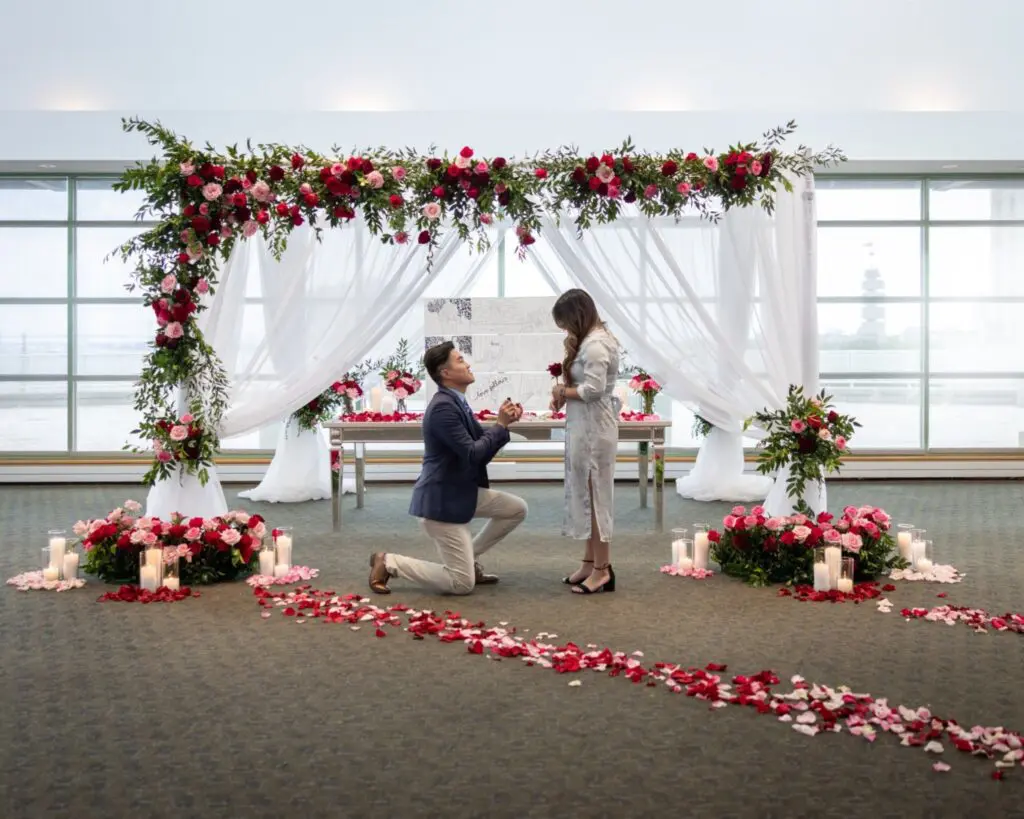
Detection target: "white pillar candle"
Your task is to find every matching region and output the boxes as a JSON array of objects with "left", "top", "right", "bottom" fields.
[
  {"left": 163, "top": 577, "right": 180, "bottom": 591},
  {"left": 276, "top": 535, "right": 293, "bottom": 568},
  {"left": 258, "top": 550, "right": 275, "bottom": 577},
  {"left": 370, "top": 387, "right": 382, "bottom": 412},
  {"left": 837, "top": 578, "right": 854, "bottom": 593},
  {"left": 381, "top": 394, "right": 394, "bottom": 414},
  {"left": 62, "top": 551, "right": 79, "bottom": 581},
  {"left": 693, "top": 533, "right": 710, "bottom": 570},
  {"left": 824, "top": 546, "right": 841, "bottom": 590},
  {"left": 273, "top": 564, "right": 290, "bottom": 578},
  {"left": 677, "top": 557, "right": 694, "bottom": 571},
  {"left": 911, "top": 542, "right": 926, "bottom": 571},
  {"left": 144, "top": 548, "right": 164, "bottom": 586},
  {"left": 42, "top": 566, "right": 59, "bottom": 582},
  {"left": 896, "top": 531, "right": 913, "bottom": 562},
  {"left": 916, "top": 558, "right": 933, "bottom": 573},
  {"left": 671, "top": 539, "right": 682, "bottom": 566},
  {"left": 139, "top": 566, "right": 158, "bottom": 592},
  {"left": 812, "top": 562, "right": 830, "bottom": 592},
  {"left": 48, "top": 536, "right": 66, "bottom": 572}
]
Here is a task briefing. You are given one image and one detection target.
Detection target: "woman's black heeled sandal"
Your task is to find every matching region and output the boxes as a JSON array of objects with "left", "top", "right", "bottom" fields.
[
  {"left": 562, "top": 559, "right": 593, "bottom": 585},
  {"left": 572, "top": 564, "right": 615, "bottom": 594}
]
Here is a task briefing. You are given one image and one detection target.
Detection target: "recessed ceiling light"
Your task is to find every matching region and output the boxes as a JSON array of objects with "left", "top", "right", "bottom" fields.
[
  {"left": 38, "top": 163, "right": 57, "bottom": 169},
  {"left": 941, "top": 164, "right": 959, "bottom": 169}
]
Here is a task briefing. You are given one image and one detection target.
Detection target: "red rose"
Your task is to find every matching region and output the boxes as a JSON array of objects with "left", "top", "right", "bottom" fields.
[
  {"left": 661, "top": 160, "right": 678, "bottom": 176},
  {"left": 572, "top": 166, "right": 587, "bottom": 184},
  {"left": 446, "top": 165, "right": 460, "bottom": 179},
  {"left": 467, "top": 188, "right": 479, "bottom": 199},
  {"left": 534, "top": 168, "right": 548, "bottom": 179},
  {"left": 587, "top": 177, "right": 601, "bottom": 191},
  {"left": 459, "top": 146, "right": 473, "bottom": 159},
  {"left": 177, "top": 252, "right": 190, "bottom": 264},
  {"left": 497, "top": 191, "right": 511, "bottom": 206},
  {"left": 210, "top": 165, "right": 225, "bottom": 179},
  {"left": 268, "top": 166, "right": 285, "bottom": 182},
  {"left": 247, "top": 514, "right": 264, "bottom": 527},
  {"left": 245, "top": 170, "right": 258, "bottom": 184},
  {"left": 290, "top": 153, "right": 305, "bottom": 170},
  {"left": 116, "top": 533, "right": 131, "bottom": 549},
  {"left": 202, "top": 530, "right": 220, "bottom": 545},
  {"left": 168, "top": 524, "right": 187, "bottom": 539},
  {"left": 432, "top": 185, "right": 446, "bottom": 198},
  {"left": 585, "top": 157, "right": 600, "bottom": 173},
  {"left": 807, "top": 415, "right": 823, "bottom": 430},
  {"left": 597, "top": 182, "right": 608, "bottom": 196},
  {"left": 232, "top": 193, "right": 247, "bottom": 207},
  {"left": 623, "top": 191, "right": 637, "bottom": 204},
  {"left": 797, "top": 437, "right": 816, "bottom": 454},
  {"left": 223, "top": 178, "right": 242, "bottom": 194},
  {"left": 426, "top": 158, "right": 442, "bottom": 171},
  {"left": 622, "top": 156, "right": 634, "bottom": 173},
  {"left": 303, "top": 192, "right": 319, "bottom": 207},
  {"left": 827, "top": 410, "right": 838, "bottom": 422},
  {"left": 389, "top": 194, "right": 403, "bottom": 209},
  {"left": 207, "top": 233, "right": 220, "bottom": 246},
  {"left": 730, "top": 174, "right": 748, "bottom": 191},
  {"left": 519, "top": 232, "right": 535, "bottom": 247},
  {"left": 707, "top": 530, "right": 720, "bottom": 543},
  {"left": 817, "top": 512, "right": 834, "bottom": 524},
  {"left": 171, "top": 304, "right": 191, "bottom": 323},
  {"left": 491, "top": 157, "right": 507, "bottom": 169},
  {"left": 763, "top": 536, "right": 778, "bottom": 552},
  {"left": 780, "top": 531, "right": 796, "bottom": 546},
  {"left": 191, "top": 215, "right": 210, "bottom": 234},
  {"left": 418, "top": 230, "right": 431, "bottom": 244},
  {"left": 275, "top": 202, "right": 289, "bottom": 216},
  {"left": 292, "top": 214, "right": 304, "bottom": 226},
  {"left": 547, "top": 362, "right": 563, "bottom": 378},
  {"left": 759, "top": 153, "right": 773, "bottom": 176},
  {"left": 256, "top": 209, "right": 269, "bottom": 224},
  {"left": 183, "top": 204, "right": 196, "bottom": 217},
  {"left": 186, "top": 174, "right": 203, "bottom": 188}
]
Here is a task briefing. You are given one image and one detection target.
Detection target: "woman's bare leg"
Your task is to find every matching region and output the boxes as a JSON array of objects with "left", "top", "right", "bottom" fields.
[{"left": 573, "top": 475, "right": 611, "bottom": 592}]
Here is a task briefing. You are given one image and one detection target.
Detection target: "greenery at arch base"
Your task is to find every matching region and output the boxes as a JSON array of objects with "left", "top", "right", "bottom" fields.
[{"left": 112, "top": 118, "right": 844, "bottom": 486}]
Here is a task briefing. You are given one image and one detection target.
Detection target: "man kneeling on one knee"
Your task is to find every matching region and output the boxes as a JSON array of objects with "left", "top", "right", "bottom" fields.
[{"left": 369, "top": 341, "right": 527, "bottom": 596}]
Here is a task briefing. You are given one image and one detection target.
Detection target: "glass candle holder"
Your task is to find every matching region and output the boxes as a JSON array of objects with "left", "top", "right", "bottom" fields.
[
  {"left": 896, "top": 523, "right": 915, "bottom": 562},
  {"left": 692, "top": 523, "right": 710, "bottom": 570},
  {"left": 676, "top": 539, "right": 694, "bottom": 570},
  {"left": 41, "top": 548, "right": 60, "bottom": 582},
  {"left": 913, "top": 539, "right": 934, "bottom": 573},
  {"left": 837, "top": 557, "right": 855, "bottom": 593},
  {"left": 139, "top": 549, "right": 160, "bottom": 592},
  {"left": 812, "top": 547, "right": 830, "bottom": 591},
  {"left": 47, "top": 529, "right": 67, "bottom": 578},
  {"left": 62, "top": 542, "right": 80, "bottom": 582},
  {"left": 163, "top": 558, "right": 181, "bottom": 591},
  {"left": 670, "top": 527, "right": 688, "bottom": 567},
  {"left": 258, "top": 539, "right": 276, "bottom": 577},
  {"left": 273, "top": 527, "right": 293, "bottom": 570}
]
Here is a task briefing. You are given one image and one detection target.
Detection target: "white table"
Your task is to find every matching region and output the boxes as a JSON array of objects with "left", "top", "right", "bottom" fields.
[{"left": 324, "top": 418, "right": 672, "bottom": 532}]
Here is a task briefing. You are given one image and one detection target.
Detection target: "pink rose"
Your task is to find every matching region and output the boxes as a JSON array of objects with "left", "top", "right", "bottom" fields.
[
  {"left": 299, "top": 183, "right": 312, "bottom": 196},
  {"left": 143, "top": 531, "right": 158, "bottom": 546},
  {"left": 160, "top": 274, "right": 177, "bottom": 294},
  {"left": 862, "top": 521, "right": 880, "bottom": 538},
  {"left": 731, "top": 506, "right": 747, "bottom": 516},
  {"left": 750, "top": 160, "right": 763, "bottom": 176},
  {"left": 454, "top": 154, "right": 471, "bottom": 169},
  {"left": 841, "top": 532, "right": 863, "bottom": 553},
  {"left": 817, "top": 427, "right": 831, "bottom": 440},
  {"left": 871, "top": 510, "right": 890, "bottom": 526},
  {"left": 474, "top": 161, "right": 488, "bottom": 174},
  {"left": 723, "top": 515, "right": 738, "bottom": 529},
  {"left": 836, "top": 436, "right": 847, "bottom": 450},
  {"left": 385, "top": 370, "right": 398, "bottom": 380},
  {"left": 494, "top": 183, "right": 507, "bottom": 194},
  {"left": 750, "top": 506, "right": 765, "bottom": 517},
  {"left": 156, "top": 449, "right": 172, "bottom": 462},
  {"left": 365, "top": 170, "right": 384, "bottom": 189},
  {"left": 479, "top": 213, "right": 493, "bottom": 225},
  {"left": 165, "top": 322, "right": 184, "bottom": 339},
  {"left": 251, "top": 180, "right": 272, "bottom": 202},
  {"left": 743, "top": 515, "right": 758, "bottom": 528},
  {"left": 843, "top": 506, "right": 858, "bottom": 518},
  {"left": 607, "top": 185, "right": 621, "bottom": 199},
  {"left": 199, "top": 203, "right": 210, "bottom": 215},
  {"left": 595, "top": 164, "right": 615, "bottom": 184},
  {"left": 394, "top": 387, "right": 409, "bottom": 399},
  {"left": 220, "top": 528, "right": 241, "bottom": 546},
  {"left": 703, "top": 156, "right": 719, "bottom": 172},
  {"left": 676, "top": 182, "right": 691, "bottom": 195},
  {"left": 241, "top": 178, "right": 252, "bottom": 190},
  {"left": 202, "top": 183, "right": 223, "bottom": 201},
  {"left": 835, "top": 519, "right": 850, "bottom": 532},
  {"left": 390, "top": 165, "right": 406, "bottom": 181},
  {"left": 180, "top": 414, "right": 193, "bottom": 424},
  {"left": 823, "top": 528, "right": 842, "bottom": 544},
  {"left": 394, "top": 231, "right": 408, "bottom": 244},
  {"left": 180, "top": 229, "right": 191, "bottom": 243},
  {"left": 331, "top": 163, "right": 345, "bottom": 176},
  {"left": 186, "top": 246, "right": 203, "bottom": 263},
  {"left": 790, "top": 419, "right": 806, "bottom": 433},
  {"left": 790, "top": 514, "right": 809, "bottom": 526},
  {"left": 643, "top": 184, "right": 658, "bottom": 199},
  {"left": 422, "top": 202, "right": 442, "bottom": 221},
  {"left": 243, "top": 220, "right": 259, "bottom": 238},
  {"left": 180, "top": 162, "right": 195, "bottom": 175},
  {"left": 195, "top": 278, "right": 210, "bottom": 295},
  {"left": 764, "top": 517, "right": 784, "bottom": 531},
  {"left": 628, "top": 376, "right": 642, "bottom": 390},
  {"left": 792, "top": 525, "right": 812, "bottom": 543},
  {"left": 169, "top": 425, "right": 189, "bottom": 442}
]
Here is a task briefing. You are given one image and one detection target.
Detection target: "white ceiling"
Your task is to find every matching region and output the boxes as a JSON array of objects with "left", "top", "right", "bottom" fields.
[{"left": 2, "top": 0, "right": 1022, "bottom": 112}]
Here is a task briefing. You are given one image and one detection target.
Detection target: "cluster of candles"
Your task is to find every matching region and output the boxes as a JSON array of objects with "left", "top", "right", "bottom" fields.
[
  {"left": 258, "top": 528, "right": 294, "bottom": 578},
  {"left": 812, "top": 547, "right": 854, "bottom": 593},
  {"left": 368, "top": 388, "right": 394, "bottom": 415},
  {"left": 669, "top": 524, "right": 711, "bottom": 571},
  {"left": 138, "top": 546, "right": 180, "bottom": 592},
  {"left": 895, "top": 524, "right": 934, "bottom": 572},
  {"left": 40, "top": 530, "right": 79, "bottom": 583}
]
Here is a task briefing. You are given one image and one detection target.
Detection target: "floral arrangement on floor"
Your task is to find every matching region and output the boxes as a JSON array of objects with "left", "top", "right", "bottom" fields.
[
  {"left": 111, "top": 118, "right": 842, "bottom": 494},
  {"left": 132, "top": 408, "right": 219, "bottom": 486},
  {"left": 75, "top": 500, "right": 266, "bottom": 585},
  {"left": 246, "top": 566, "right": 320, "bottom": 587},
  {"left": 708, "top": 504, "right": 902, "bottom": 587},
  {"left": 7, "top": 571, "right": 86, "bottom": 592},
  {"left": 292, "top": 381, "right": 349, "bottom": 432},
  {"left": 747, "top": 386, "right": 860, "bottom": 516}
]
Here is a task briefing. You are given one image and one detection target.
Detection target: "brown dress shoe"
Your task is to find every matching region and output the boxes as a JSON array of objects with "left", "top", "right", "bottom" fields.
[
  {"left": 474, "top": 562, "right": 499, "bottom": 585},
  {"left": 368, "top": 552, "right": 391, "bottom": 594}
]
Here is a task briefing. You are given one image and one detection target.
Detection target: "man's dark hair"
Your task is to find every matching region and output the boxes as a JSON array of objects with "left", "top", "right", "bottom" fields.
[{"left": 424, "top": 340, "right": 456, "bottom": 386}]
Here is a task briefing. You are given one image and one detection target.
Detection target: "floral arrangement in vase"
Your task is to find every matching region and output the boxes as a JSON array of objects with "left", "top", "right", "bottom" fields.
[
  {"left": 628, "top": 368, "right": 661, "bottom": 415},
  {"left": 75, "top": 501, "right": 266, "bottom": 586},
  {"left": 747, "top": 385, "right": 860, "bottom": 516},
  {"left": 378, "top": 339, "right": 424, "bottom": 413},
  {"left": 336, "top": 377, "right": 364, "bottom": 415},
  {"left": 135, "top": 409, "right": 218, "bottom": 487},
  {"left": 708, "top": 504, "right": 900, "bottom": 587}
]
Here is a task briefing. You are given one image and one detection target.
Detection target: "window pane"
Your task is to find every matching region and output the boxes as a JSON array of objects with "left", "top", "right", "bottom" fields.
[
  {"left": 0, "top": 381, "right": 67, "bottom": 451},
  {"left": 818, "top": 303, "right": 921, "bottom": 374},
  {"left": 75, "top": 178, "right": 149, "bottom": 222},
  {"left": 821, "top": 378, "right": 921, "bottom": 449},
  {"left": 929, "top": 378, "right": 1024, "bottom": 448},
  {"left": 817, "top": 227, "right": 921, "bottom": 297},
  {"left": 76, "top": 227, "right": 145, "bottom": 298},
  {"left": 816, "top": 179, "right": 921, "bottom": 222},
  {"left": 929, "top": 181, "right": 1024, "bottom": 221},
  {"left": 930, "top": 226, "right": 1024, "bottom": 297},
  {"left": 505, "top": 258, "right": 557, "bottom": 297},
  {"left": 0, "top": 227, "right": 67, "bottom": 297},
  {"left": 0, "top": 305, "right": 67, "bottom": 375},
  {"left": 75, "top": 381, "right": 143, "bottom": 451},
  {"left": 76, "top": 304, "right": 150, "bottom": 376},
  {"left": 0, "top": 178, "right": 68, "bottom": 221},
  {"left": 930, "top": 303, "right": 1024, "bottom": 373}
]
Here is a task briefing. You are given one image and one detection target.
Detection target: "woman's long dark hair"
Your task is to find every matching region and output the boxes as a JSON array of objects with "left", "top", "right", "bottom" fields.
[{"left": 552, "top": 289, "right": 602, "bottom": 386}]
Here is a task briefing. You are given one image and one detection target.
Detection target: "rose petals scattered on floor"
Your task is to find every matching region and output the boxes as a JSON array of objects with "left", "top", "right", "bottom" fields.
[
  {"left": 890, "top": 565, "right": 963, "bottom": 583},
  {"left": 895, "top": 604, "right": 1024, "bottom": 634},
  {"left": 777, "top": 582, "right": 886, "bottom": 603},
  {"left": 252, "top": 584, "right": 1023, "bottom": 779},
  {"left": 659, "top": 565, "right": 715, "bottom": 579},
  {"left": 6, "top": 571, "right": 86, "bottom": 592},
  {"left": 97, "top": 584, "right": 197, "bottom": 603},
  {"left": 246, "top": 566, "right": 320, "bottom": 587}
]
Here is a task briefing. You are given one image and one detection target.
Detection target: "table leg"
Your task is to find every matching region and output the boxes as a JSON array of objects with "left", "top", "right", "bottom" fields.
[
  {"left": 355, "top": 443, "right": 366, "bottom": 510},
  {"left": 638, "top": 444, "right": 649, "bottom": 509},
  {"left": 653, "top": 442, "right": 665, "bottom": 532},
  {"left": 332, "top": 446, "right": 343, "bottom": 533}
]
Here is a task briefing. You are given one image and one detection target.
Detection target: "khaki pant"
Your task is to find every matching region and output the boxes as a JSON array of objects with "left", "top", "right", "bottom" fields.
[{"left": 385, "top": 489, "right": 527, "bottom": 595}]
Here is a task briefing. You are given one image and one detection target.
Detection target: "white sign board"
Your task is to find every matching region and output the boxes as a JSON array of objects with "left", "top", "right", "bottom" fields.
[{"left": 423, "top": 297, "right": 563, "bottom": 411}]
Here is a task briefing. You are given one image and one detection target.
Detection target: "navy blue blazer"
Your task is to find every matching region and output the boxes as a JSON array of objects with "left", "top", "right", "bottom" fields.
[{"left": 408, "top": 387, "right": 511, "bottom": 524}]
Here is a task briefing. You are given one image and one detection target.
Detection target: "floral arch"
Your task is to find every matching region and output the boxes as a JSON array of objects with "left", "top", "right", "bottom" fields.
[{"left": 113, "top": 118, "right": 843, "bottom": 488}]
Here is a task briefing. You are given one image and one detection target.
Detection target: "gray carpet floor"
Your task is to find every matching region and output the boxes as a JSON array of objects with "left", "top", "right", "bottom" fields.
[{"left": 1, "top": 480, "right": 1023, "bottom": 819}]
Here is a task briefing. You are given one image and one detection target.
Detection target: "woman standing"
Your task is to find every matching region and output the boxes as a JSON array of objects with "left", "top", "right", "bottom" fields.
[{"left": 550, "top": 289, "right": 621, "bottom": 595}]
